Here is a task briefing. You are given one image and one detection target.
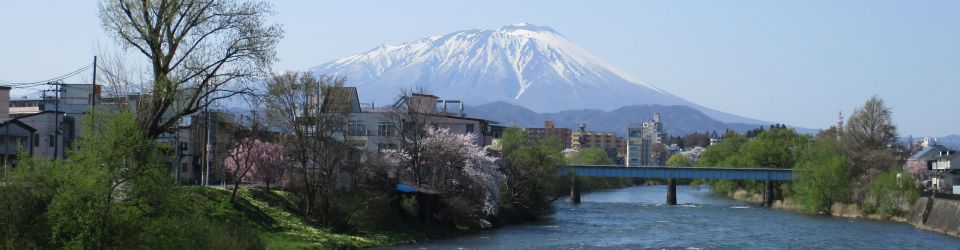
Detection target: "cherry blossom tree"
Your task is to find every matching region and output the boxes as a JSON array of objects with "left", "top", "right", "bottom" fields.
[
  {"left": 383, "top": 127, "right": 501, "bottom": 217},
  {"left": 249, "top": 141, "right": 288, "bottom": 191},
  {"left": 225, "top": 138, "right": 286, "bottom": 201}
]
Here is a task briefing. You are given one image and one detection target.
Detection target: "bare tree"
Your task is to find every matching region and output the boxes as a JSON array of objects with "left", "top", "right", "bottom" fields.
[
  {"left": 381, "top": 89, "right": 439, "bottom": 189},
  {"left": 263, "top": 72, "right": 353, "bottom": 225},
  {"left": 843, "top": 95, "right": 898, "bottom": 202},
  {"left": 844, "top": 95, "right": 898, "bottom": 156},
  {"left": 99, "top": 0, "right": 283, "bottom": 138}
]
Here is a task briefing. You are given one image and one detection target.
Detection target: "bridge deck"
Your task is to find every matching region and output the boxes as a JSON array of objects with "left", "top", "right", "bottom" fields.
[{"left": 560, "top": 165, "right": 792, "bottom": 181}]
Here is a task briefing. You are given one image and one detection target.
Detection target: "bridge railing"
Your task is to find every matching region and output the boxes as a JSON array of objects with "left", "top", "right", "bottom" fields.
[{"left": 559, "top": 165, "right": 793, "bottom": 181}]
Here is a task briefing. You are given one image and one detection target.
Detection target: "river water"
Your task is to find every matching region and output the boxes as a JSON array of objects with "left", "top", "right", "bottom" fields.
[{"left": 387, "top": 185, "right": 960, "bottom": 249}]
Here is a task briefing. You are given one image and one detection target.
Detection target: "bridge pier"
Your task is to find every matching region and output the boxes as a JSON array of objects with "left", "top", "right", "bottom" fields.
[
  {"left": 570, "top": 175, "right": 581, "bottom": 204},
  {"left": 666, "top": 178, "right": 677, "bottom": 205},
  {"left": 763, "top": 180, "right": 774, "bottom": 207}
]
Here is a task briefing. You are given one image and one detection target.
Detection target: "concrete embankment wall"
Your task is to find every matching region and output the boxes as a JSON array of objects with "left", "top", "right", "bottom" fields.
[{"left": 911, "top": 197, "right": 960, "bottom": 238}]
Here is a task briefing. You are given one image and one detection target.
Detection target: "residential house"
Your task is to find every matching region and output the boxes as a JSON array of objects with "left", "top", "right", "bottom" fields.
[
  {"left": 905, "top": 145, "right": 954, "bottom": 189},
  {"left": 932, "top": 150, "right": 960, "bottom": 194}
]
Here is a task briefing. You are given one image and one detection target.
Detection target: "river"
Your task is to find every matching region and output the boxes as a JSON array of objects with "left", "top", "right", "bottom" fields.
[{"left": 386, "top": 185, "right": 960, "bottom": 249}]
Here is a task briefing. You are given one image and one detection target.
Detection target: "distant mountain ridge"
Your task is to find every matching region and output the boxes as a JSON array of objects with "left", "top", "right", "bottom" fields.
[
  {"left": 467, "top": 101, "right": 784, "bottom": 136},
  {"left": 313, "top": 23, "right": 766, "bottom": 125}
]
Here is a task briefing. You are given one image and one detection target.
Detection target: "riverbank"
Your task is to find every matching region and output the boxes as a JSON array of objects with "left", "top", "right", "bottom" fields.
[
  {"left": 722, "top": 188, "right": 910, "bottom": 222},
  {"left": 911, "top": 196, "right": 960, "bottom": 238},
  {"left": 186, "top": 187, "right": 470, "bottom": 249}
]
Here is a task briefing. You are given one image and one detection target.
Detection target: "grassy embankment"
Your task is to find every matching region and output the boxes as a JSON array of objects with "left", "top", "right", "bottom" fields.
[{"left": 185, "top": 187, "right": 459, "bottom": 249}]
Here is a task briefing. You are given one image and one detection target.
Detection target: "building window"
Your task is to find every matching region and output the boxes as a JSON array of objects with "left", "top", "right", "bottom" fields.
[
  {"left": 347, "top": 120, "right": 366, "bottom": 136},
  {"left": 48, "top": 135, "right": 55, "bottom": 148},
  {"left": 33, "top": 134, "right": 39, "bottom": 147},
  {"left": 181, "top": 163, "right": 188, "bottom": 173},
  {"left": 466, "top": 124, "right": 475, "bottom": 134},
  {"left": 377, "top": 143, "right": 396, "bottom": 152},
  {"left": 377, "top": 122, "right": 395, "bottom": 137}
]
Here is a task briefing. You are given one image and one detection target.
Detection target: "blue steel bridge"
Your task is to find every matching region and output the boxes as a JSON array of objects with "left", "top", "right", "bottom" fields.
[
  {"left": 559, "top": 165, "right": 794, "bottom": 206},
  {"left": 559, "top": 165, "right": 793, "bottom": 181}
]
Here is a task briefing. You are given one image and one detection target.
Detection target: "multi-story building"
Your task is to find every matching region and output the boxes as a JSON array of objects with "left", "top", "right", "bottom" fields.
[
  {"left": 626, "top": 112, "right": 665, "bottom": 167},
  {"left": 571, "top": 124, "right": 625, "bottom": 164},
  {"left": 8, "top": 84, "right": 95, "bottom": 161},
  {"left": 322, "top": 88, "right": 498, "bottom": 157},
  {"left": 526, "top": 120, "right": 572, "bottom": 149}
]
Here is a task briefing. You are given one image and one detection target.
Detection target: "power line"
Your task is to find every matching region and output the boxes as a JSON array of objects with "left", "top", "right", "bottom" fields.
[{"left": 1, "top": 63, "right": 93, "bottom": 87}]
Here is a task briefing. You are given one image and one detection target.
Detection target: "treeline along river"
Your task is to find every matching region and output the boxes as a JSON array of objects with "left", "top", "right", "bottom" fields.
[{"left": 387, "top": 185, "right": 960, "bottom": 249}]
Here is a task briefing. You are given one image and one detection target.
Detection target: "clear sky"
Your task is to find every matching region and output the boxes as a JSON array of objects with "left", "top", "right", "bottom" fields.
[{"left": 1, "top": 1, "right": 958, "bottom": 136}]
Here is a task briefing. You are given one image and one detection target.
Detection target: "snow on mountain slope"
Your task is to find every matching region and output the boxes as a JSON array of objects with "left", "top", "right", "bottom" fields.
[{"left": 311, "top": 23, "right": 764, "bottom": 124}]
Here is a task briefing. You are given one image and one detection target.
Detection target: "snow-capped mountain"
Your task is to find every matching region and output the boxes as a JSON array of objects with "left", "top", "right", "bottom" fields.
[{"left": 312, "top": 23, "right": 762, "bottom": 124}]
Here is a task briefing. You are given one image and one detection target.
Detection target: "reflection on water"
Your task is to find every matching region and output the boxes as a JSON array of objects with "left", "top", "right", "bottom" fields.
[{"left": 386, "top": 185, "right": 960, "bottom": 249}]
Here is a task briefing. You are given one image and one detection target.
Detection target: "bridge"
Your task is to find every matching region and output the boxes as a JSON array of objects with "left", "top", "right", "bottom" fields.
[{"left": 559, "top": 165, "right": 794, "bottom": 207}]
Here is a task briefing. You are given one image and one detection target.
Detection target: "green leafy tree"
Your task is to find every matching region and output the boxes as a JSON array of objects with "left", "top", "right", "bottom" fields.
[
  {"left": 697, "top": 131, "right": 746, "bottom": 167},
  {"left": 864, "top": 168, "right": 919, "bottom": 217},
  {"left": 739, "top": 128, "right": 809, "bottom": 169},
  {"left": 0, "top": 111, "right": 262, "bottom": 249},
  {"left": 567, "top": 147, "right": 613, "bottom": 165},
  {"left": 0, "top": 153, "right": 57, "bottom": 249},
  {"left": 666, "top": 154, "right": 694, "bottom": 167},
  {"left": 697, "top": 131, "right": 747, "bottom": 194},
  {"left": 792, "top": 138, "right": 852, "bottom": 213},
  {"left": 498, "top": 128, "right": 564, "bottom": 222}
]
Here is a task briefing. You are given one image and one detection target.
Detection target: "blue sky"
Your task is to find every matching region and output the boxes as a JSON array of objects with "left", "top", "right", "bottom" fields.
[{"left": 1, "top": 1, "right": 958, "bottom": 136}]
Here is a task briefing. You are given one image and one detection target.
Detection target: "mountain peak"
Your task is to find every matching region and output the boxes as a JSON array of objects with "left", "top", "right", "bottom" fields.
[
  {"left": 310, "top": 24, "right": 765, "bottom": 125},
  {"left": 496, "top": 22, "right": 560, "bottom": 35}
]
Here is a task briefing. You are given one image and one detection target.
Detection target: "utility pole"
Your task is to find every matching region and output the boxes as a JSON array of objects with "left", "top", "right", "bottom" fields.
[
  {"left": 4, "top": 125, "right": 9, "bottom": 176},
  {"left": 837, "top": 111, "right": 844, "bottom": 141},
  {"left": 91, "top": 56, "right": 97, "bottom": 109},
  {"left": 205, "top": 97, "right": 212, "bottom": 186},
  {"left": 47, "top": 81, "right": 61, "bottom": 161},
  {"left": 175, "top": 117, "right": 181, "bottom": 184}
]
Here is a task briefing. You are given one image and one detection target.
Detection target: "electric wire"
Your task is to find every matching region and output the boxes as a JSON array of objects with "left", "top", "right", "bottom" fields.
[{"left": 1, "top": 63, "right": 93, "bottom": 88}]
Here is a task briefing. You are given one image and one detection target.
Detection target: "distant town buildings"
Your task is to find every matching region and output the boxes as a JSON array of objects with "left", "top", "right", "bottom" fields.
[
  {"left": 626, "top": 112, "right": 665, "bottom": 167},
  {"left": 571, "top": 123, "right": 625, "bottom": 164},
  {"left": 525, "top": 120, "right": 572, "bottom": 149}
]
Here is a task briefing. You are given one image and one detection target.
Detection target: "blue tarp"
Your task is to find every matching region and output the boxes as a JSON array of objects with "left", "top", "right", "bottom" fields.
[{"left": 396, "top": 183, "right": 418, "bottom": 193}]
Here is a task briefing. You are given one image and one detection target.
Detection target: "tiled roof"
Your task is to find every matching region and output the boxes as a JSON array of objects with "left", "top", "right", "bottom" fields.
[{"left": 909, "top": 145, "right": 953, "bottom": 161}]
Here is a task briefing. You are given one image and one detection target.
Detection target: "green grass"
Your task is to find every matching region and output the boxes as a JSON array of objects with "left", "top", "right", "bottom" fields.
[{"left": 184, "top": 187, "right": 420, "bottom": 249}]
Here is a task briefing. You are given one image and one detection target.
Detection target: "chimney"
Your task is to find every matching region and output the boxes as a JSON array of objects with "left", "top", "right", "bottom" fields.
[
  {"left": 0, "top": 85, "right": 10, "bottom": 118},
  {"left": 409, "top": 93, "right": 438, "bottom": 114},
  {"left": 545, "top": 120, "right": 554, "bottom": 129}
]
